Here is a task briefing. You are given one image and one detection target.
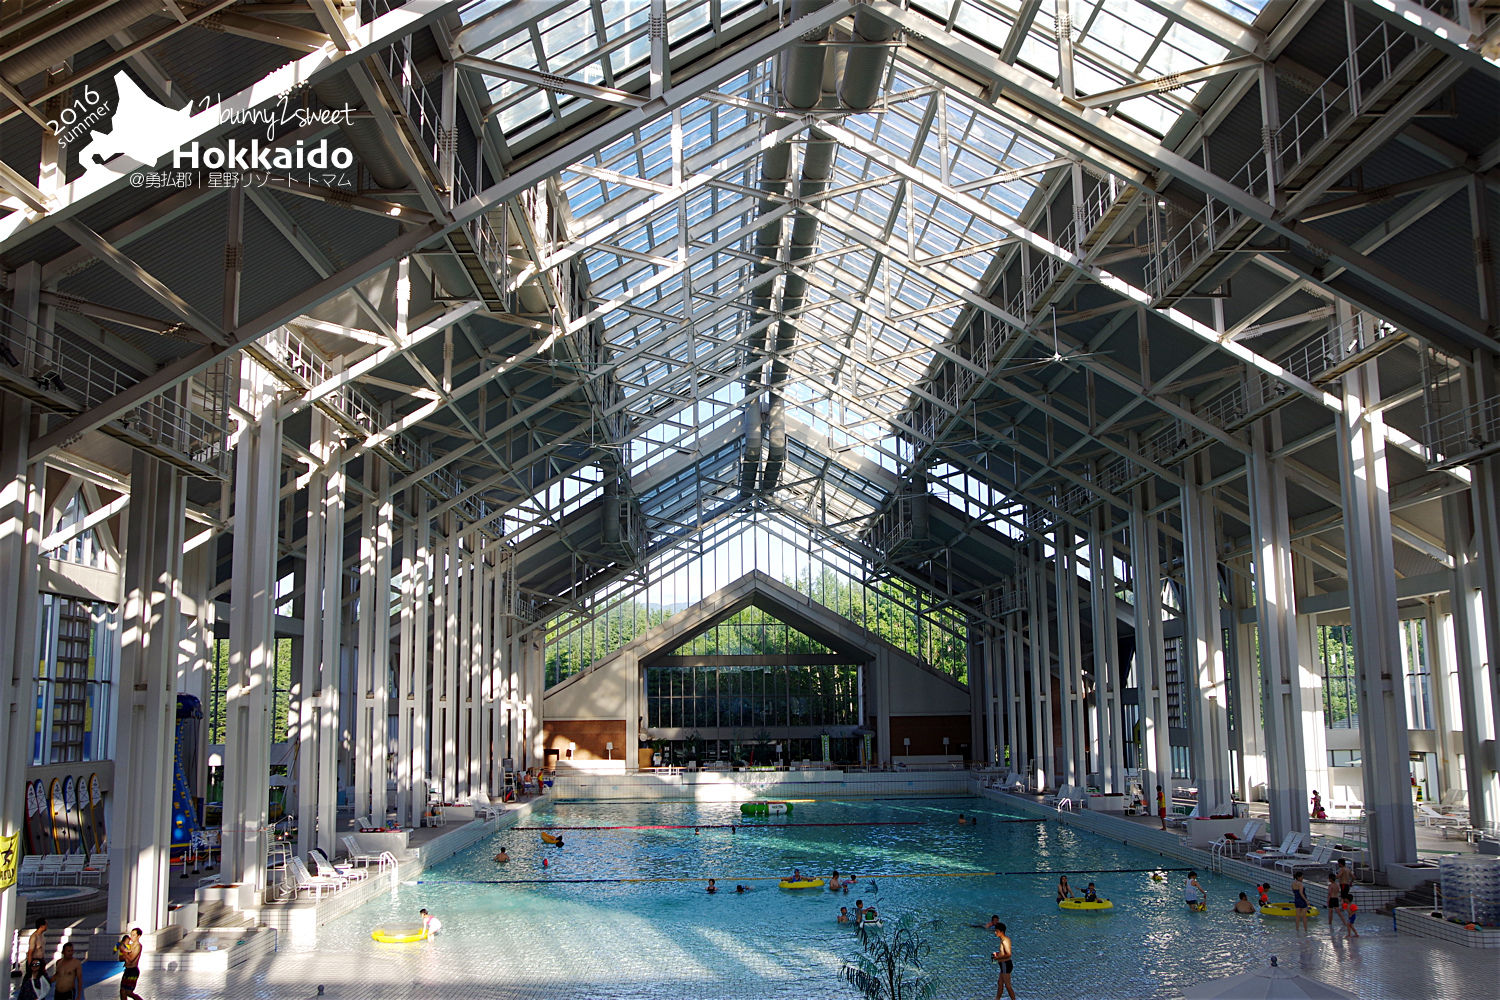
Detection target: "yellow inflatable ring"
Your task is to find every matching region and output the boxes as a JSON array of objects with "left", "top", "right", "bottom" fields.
[
  {"left": 371, "top": 927, "right": 428, "bottom": 944},
  {"left": 540, "top": 831, "right": 562, "bottom": 845},
  {"left": 778, "top": 878, "right": 826, "bottom": 890},
  {"left": 1259, "top": 903, "right": 1317, "bottom": 918},
  {"left": 1059, "top": 898, "right": 1113, "bottom": 911}
]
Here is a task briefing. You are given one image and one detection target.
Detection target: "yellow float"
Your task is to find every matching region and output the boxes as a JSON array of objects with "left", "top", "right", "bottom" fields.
[
  {"left": 540, "top": 831, "right": 563, "bottom": 845},
  {"left": 778, "top": 877, "right": 826, "bottom": 890},
  {"left": 371, "top": 926, "right": 428, "bottom": 944},
  {"left": 1059, "top": 898, "right": 1113, "bottom": 912},
  {"left": 1259, "top": 903, "right": 1317, "bottom": 919}
]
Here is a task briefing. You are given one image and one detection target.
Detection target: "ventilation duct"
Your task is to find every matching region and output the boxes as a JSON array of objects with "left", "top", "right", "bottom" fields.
[
  {"left": 601, "top": 454, "right": 622, "bottom": 547},
  {"left": 839, "top": 6, "right": 895, "bottom": 111},
  {"left": 758, "top": 394, "right": 787, "bottom": 494},
  {"left": 738, "top": 396, "right": 765, "bottom": 494},
  {"left": 1, "top": 0, "right": 165, "bottom": 88}
]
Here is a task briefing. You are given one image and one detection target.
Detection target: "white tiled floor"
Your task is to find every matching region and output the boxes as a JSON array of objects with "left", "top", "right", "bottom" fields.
[{"left": 98, "top": 920, "right": 1496, "bottom": 999}]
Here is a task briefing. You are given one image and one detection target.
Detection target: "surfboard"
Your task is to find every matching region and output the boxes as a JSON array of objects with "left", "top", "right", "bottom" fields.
[
  {"left": 48, "top": 778, "right": 64, "bottom": 854},
  {"left": 89, "top": 774, "right": 106, "bottom": 854},
  {"left": 24, "top": 781, "right": 42, "bottom": 854},
  {"left": 61, "top": 776, "right": 77, "bottom": 854},
  {"left": 75, "top": 774, "right": 93, "bottom": 854}
]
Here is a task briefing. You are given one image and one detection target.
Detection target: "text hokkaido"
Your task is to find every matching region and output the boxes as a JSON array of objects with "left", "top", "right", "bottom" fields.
[{"left": 172, "top": 139, "right": 353, "bottom": 170}]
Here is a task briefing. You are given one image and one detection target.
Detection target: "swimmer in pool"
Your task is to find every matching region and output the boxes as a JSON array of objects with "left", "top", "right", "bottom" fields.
[
  {"left": 494, "top": 846, "right": 509, "bottom": 863},
  {"left": 1232, "top": 892, "right": 1256, "bottom": 914},
  {"left": 706, "top": 879, "right": 717, "bottom": 893},
  {"left": 1083, "top": 882, "right": 1098, "bottom": 903},
  {"left": 837, "top": 906, "right": 850, "bottom": 924},
  {"left": 829, "top": 870, "right": 842, "bottom": 890},
  {"left": 735, "top": 884, "right": 750, "bottom": 893}
]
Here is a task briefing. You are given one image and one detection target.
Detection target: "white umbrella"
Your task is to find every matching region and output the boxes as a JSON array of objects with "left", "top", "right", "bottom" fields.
[{"left": 1179, "top": 957, "right": 1361, "bottom": 1000}]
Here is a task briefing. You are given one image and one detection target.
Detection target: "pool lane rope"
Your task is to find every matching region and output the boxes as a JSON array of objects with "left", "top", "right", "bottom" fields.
[
  {"left": 510, "top": 818, "right": 1045, "bottom": 832},
  {"left": 415, "top": 867, "right": 1197, "bottom": 886}
]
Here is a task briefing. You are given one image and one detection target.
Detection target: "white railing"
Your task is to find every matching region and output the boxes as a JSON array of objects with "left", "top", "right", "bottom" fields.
[
  {"left": 1148, "top": 16, "right": 1428, "bottom": 299},
  {"left": 1423, "top": 393, "right": 1500, "bottom": 467},
  {"left": 0, "top": 303, "right": 229, "bottom": 474}
]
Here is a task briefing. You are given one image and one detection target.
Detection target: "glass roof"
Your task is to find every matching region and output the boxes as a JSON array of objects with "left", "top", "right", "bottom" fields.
[{"left": 455, "top": 0, "right": 1277, "bottom": 541}]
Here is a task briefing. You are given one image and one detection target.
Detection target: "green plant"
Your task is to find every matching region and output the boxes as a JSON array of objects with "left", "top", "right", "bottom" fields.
[{"left": 839, "top": 915, "right": 938, "bottom": 1000}]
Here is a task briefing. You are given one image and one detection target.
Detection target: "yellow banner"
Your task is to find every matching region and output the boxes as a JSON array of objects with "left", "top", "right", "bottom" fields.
[{"left": 0, "top": 831, "right": 20, "bottom": 891}]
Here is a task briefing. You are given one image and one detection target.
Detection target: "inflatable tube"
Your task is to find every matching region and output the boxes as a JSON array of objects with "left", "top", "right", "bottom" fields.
[
  {"left": 1259, "top": 903, "right": 1317, "bottom": 919},
  {"left": 778, "top": 878, "right": 825, "bottom": 890},
  {"left": 740, "top": 801, "right": 792, "bottom": 816},
  {"left": 540, "top": 831, "right": 562, "bottom": 845},
  {"left": 1059, "top": 898, "right": 1114, "bottom": 912},
  {"left": 371, "top": 927, "right": 428, "bottom": 944}
]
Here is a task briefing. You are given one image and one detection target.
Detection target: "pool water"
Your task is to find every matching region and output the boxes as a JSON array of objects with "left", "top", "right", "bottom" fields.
[{"left": 319, "top": 797, "right": 1377, "bottom": 999}]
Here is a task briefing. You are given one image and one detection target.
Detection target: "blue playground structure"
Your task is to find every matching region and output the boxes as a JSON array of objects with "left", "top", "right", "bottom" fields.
[{"left": 171, "top": 693, "right": 205, "bottom": 860}]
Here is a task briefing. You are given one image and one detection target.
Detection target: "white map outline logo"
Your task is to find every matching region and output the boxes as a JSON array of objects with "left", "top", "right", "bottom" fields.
[{"left": 75, "top": 71, "right": 195, "bottom": 176}]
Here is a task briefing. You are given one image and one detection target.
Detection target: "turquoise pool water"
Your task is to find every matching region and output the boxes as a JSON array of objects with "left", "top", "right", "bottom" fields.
[{"left": 320, "top": 797, "right": 1380, "bottom": 998}]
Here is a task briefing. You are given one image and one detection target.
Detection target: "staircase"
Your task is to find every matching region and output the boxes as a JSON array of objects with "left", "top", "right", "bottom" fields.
[{"left": 1378, "top": 878, "right": 1438, "bottom": 916}]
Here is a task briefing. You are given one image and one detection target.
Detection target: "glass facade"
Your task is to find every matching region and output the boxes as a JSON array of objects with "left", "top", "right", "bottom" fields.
[
  {"left": 34, "top": 595, "right": 116, "bottom": 764},
  {"left": 645, "top": 663, "right": 860, "bottom": 732}
]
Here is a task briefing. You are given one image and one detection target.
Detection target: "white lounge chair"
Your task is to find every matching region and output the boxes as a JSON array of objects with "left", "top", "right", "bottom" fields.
[
  {"left": 1247, "top": 831, "right": 1304, "bottom": 866},
  {"left": 468, "top": 792, "right": 501, "bottom": 820},
  {"left": 1209, "top": 818, "right": 1265, "bottom": 863},
  {"left": 309, "top": 848, "right": 367, "bottom": 882},
  {"left": 286, "top": 856, "right": 345, "bottom": 900},
  {"left": 1275, "top": 841, "right": 1335, "bottom": 874},
  {"left": 342, "top": 836, "right": 393, "bottom": 872},
  {"left": 1418, "top": 804, "right": 1463, "bottom": 829}
]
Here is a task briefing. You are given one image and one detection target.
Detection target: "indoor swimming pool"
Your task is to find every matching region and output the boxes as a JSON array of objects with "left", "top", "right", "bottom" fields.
[{"left": 313, "top": 796, "right": 1381, "bottom": 999}]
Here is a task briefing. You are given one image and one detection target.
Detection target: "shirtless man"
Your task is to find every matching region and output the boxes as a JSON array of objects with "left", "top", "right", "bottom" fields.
[
  {"left": 26, "top": 917, "right": 48, "bottom": 968},
  {"left": 1231, "top": 892, "right": 1256, "bottom": 914},
  {"left": 991, "top": 922, "right": 1016, "bottom": 999},
  {"left": 53, "top": 942, "right": 83, "bottom": 1000},
  {"left": 118, "top": 927, "right": 144, "bottom": 1000}
]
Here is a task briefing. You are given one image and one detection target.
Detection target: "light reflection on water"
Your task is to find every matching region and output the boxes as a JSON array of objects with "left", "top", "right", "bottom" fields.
[{"left": 316, "top": 797, "right": 1369, "bottom": 998}]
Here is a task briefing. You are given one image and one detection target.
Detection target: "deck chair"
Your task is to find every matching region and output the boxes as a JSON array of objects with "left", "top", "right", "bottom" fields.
[
  {"left": 1246, "top": 831, "right": 1304, "bottom": 866},
  {"left": 1275, "top": 841, "right": 1335, "bottom": 874},
  {"left": 1418, "top": 804, "right": 1464, "bottom": 829},
  {"left": 468, "top": 791, "right": 501, "bottom": 820},
  {"left": 286, "top": 855, "right": 344, "bottom": 899},
  {"left": 1210, "top": 819, "right": 1265, "bottom": 862},
  {"left": 310, "top": 848, "right": 367, "bottom": 882},
  {"left": 342, "top": 835, "right": 393, "bottom": 871}
]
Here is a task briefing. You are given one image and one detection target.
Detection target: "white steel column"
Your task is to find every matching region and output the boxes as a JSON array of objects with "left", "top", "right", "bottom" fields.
[
  {"left": 394, "top": 498, "right": 416, "bottom": 829},
  {"left": 1129, "top": 485, "right": 1171, "bottom": 804},
  {"left": 1005, "top": 610, "right": 1024, "bottom": 777},
  {"left": 1182, "top": 452, "right": 1233, "bottom": 815},
  {"left": 356, "top": 463, "right": 393, "bottom": 821},
  {"left": 220, "top": 358, "right": 281, "bottom": 897},
  {"left": 1443, "top": 487, "right": 1499, "bottom": 830},
  {"left": 107, "top": 453, "right": 186, "bottom": 932},
  {"left": 1249, "top": 416, "right": 1313, "bottom": 844},
  {"left": 298, "top": 410, "right": 344, "bottom": 857},
  {"left": 1054, "top": 524, "right": 1086, "bottom": 786},
  {"left": 985, "top": 623, "right": 1001, "bottom": 766},
  {"left": 1090, "top": 512, "right": 1124, "bottom": 794},
  {"left": 526, "top": 634, "right": 545, "bottom": 765},
  {"left": 0, "top": 392, "right": 41, "bottom": 959},
  {"left": 1336, "top": 349, "right": 1418, "bottom": 871},
  {"left": 1025, "top": 550, "right": 1050, "bottom": 790},
  {"left": 411, "top": 495, "right": 431, "bottom": 818}
]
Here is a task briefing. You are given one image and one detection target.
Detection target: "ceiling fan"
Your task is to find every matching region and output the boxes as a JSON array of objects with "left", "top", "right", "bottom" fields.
[{"left": 993, "top": 306, "right": 1111, "bottom": 374}]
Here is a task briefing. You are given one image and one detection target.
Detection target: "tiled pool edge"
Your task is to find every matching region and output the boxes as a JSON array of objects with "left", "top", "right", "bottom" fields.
[
  {"left": 253, "top": 799, "right": 542, "bottom": 944},
  {"left": 549, "top": 768, "right": 973, "bottom": 800}
]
